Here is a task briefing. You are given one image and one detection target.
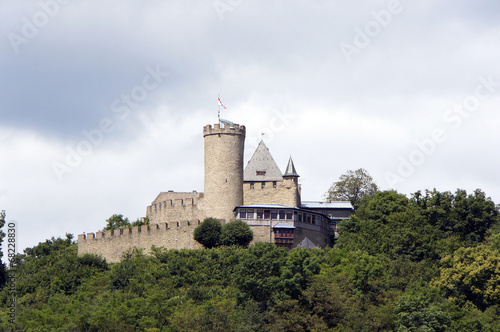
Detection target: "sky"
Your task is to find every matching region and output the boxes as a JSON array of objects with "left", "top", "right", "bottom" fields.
[{"left": 1, "top": 0, "right": 500, "bottom": 254}]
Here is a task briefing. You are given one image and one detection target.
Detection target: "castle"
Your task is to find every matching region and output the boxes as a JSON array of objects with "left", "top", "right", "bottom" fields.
[{"left": 78, "top": 121, "right": 352, "bottom": 262}]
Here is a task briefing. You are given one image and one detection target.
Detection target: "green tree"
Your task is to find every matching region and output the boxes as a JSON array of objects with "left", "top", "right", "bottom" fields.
[
  {"left": 336, "top": 190, "right": 440, "bottom": 262},
  {"left": 394, "top": 282, "right": 451, "bottom": 332},
  {"left": 12, "top": 234, "right": 108, "bottom": 297},
  {"left": 325, "top": 168, "right": 378, "bottom": 209},
  {"left": 194, "top": 218, "right": 222, "bottom": 248},
  {"left": 413, "top": 189, "right": 499, "bottom": 246},
  {"left": 432, "top": 246, "right": 500, "bottom": 310},
  {"left": 220, "top": 220, "right": 253, "bottom": 247},
  {"left": 235, "top": 242, "right": 288, "bottom": 307},
  {"left": 103, "top": 214, "right": 131, "bottom": 231}
]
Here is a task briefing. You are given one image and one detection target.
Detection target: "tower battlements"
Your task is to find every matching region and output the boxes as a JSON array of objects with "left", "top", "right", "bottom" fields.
[{"left": 203, "top": 123, "right": 246, "bottom": 137}]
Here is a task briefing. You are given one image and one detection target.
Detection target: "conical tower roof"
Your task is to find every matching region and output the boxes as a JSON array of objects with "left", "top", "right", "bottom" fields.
[
  {"left": 244, "top": 141, "right": 283, "bottom": 182},
  {"left": 283, "top": 156, "right": 299, "bottom": 177}
]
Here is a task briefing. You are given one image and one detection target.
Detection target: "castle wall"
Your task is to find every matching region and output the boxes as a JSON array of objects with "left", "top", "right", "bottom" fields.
[
  {"left": 243, "top": 178, "right": 300, "bottom": 207},
  {"left": 78, "top": 221, "right": 203, "bottom": 263},
  {"left": 203, "top": 123, "right": 245, "bottom": 221},
  {"left": 146, "top": 191, "right": 205, "bottom": 224}
]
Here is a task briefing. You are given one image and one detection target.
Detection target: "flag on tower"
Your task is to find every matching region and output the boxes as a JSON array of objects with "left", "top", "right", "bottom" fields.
[{"left": 218, "top": 97, "right": 227, "bottom": 109}]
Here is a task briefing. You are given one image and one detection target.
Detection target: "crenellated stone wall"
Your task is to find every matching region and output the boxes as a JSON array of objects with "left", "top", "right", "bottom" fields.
[
  {"left": 78, "top": 221, "right": 204, "bottom": 263},
  {"left": 146, "top": 191, "right": 205, "bottom": 224}
]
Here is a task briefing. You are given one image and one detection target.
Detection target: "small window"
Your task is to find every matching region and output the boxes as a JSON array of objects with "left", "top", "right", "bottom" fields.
[
  {"left": 261, "top": 182, "right": 265, "bottom": 189},
  {"left": 240, "top": 209, "right": 246, "bottom": 219},
  {"left": 271, "top": 210, "right": 277, "bottom": 220},
  {"left": 256, "top": 171, "right": 266, "bottom": 176},
  {"left": 250, "top": 182, "right": 254, "bottom": 189},
  {"left": 298, "top": 213, "right": 302, "bottom": 222},
  {"left": 247, "top": 209, "right": 254, "bottom": 219},
  {"left": 286, "top": 211, "right": 293, "bottom": 220},
  {"left": 264, "top": 210, "right": 270, "bottom": 219},
  {"left": 279, "top": 210, "right": 285, "bottom": 220},
  {"left": 273, "top": 181, "right": 277, "bottom": 188},
  {"left": 257, "top": 210, "right": 263, "bottom": 219}
]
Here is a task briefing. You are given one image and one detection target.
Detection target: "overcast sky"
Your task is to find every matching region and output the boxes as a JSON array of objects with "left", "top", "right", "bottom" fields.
[{"left": 1, "top": 0, "right": 500, "bottom": 254}]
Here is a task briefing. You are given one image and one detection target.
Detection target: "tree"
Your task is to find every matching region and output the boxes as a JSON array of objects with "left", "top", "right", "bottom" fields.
[
  {"left": 194, "top": 218, "right": 222, "bottom": 248},
  {"left": 394, "top": 282, "right": 451, "bottom": 332},
  {"left": 325, "top": 168, "right": 378, "bottom": 209},
  {"left": 412, "top": 188, "right": 500, "bottom": 246},
  {"left": 336, "top": 190, "right": 440, "bottom": 262},
  {"left": 103, "top": 214, "right": 131, "bottom": 231},
  {"left": 220, "top": 220, "right": 253, "bottom": 247},
  {"left": 432, "top": 246, "right": 500, "bottom": 310},
  {"left": 194, "top": 219, "right": 254, "bottom": 248}
]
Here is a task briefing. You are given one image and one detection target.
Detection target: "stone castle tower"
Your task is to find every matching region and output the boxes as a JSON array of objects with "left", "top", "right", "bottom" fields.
[{"left": 203, "top": 123, "right": 246, "bottom": 221}]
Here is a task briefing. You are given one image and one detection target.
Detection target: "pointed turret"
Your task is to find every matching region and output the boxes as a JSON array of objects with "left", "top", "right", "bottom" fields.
[
  {"left": 283, "top": 156, "right": 299, "bottom": 178},
  {"left": 282, "top": 156, "right": 301, "bottom": 207}
]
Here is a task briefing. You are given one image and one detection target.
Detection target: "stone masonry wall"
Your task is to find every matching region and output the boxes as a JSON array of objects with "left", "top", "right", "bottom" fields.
[
  {"left": 78, "top": 221, "right": 203, "bottom": 263},
  {"left": 146, "top": 191, "right": 206, "bottom": 224},
  {"left": 249, "top": 225, "right": 273, "bottom": 244},
  {"left": 243, "top": 178, "right": 300, "bottom": 207}
]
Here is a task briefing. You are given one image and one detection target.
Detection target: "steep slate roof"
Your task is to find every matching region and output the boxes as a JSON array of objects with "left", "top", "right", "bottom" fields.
[
  {"left": 244, "top": 140, "right": 283, "bottom": 182},
  {"left": 283, "top": 157, "right": 299, "bottom": 177}
]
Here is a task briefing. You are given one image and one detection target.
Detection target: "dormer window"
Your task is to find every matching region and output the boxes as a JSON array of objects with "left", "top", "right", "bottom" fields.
[{"left": 256, "top": 171, "right": 266, "bottom": 176}]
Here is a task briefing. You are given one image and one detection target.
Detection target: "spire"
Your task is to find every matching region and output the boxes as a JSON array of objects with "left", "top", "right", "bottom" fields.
[{"left": 283, "top": 156, "right": 299, "bottom": 177}]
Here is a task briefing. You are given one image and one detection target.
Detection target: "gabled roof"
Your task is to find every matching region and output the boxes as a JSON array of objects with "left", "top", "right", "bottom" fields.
[
  {"left": 283, "top": 157, "right": 299, "bottom": 177},
  {"left": 244, "top": 140, "right": 283, "bottom": 182}
]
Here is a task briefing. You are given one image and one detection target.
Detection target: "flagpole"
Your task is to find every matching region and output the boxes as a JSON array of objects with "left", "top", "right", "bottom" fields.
[{"left": 217, "top": 93, "right": 220, "bottom": 124}]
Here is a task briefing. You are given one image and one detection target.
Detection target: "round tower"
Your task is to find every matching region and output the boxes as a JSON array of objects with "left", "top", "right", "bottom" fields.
[{"left": 203, "top": 123, "right": 246, "bottom": 222}]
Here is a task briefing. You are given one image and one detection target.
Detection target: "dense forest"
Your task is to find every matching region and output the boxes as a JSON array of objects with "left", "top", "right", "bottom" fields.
[{"left": 2, "top": 188, "right": 500, "bottom": 331}]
